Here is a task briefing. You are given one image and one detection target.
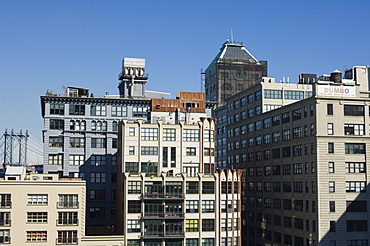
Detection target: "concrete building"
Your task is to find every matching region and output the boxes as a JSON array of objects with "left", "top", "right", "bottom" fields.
[
  {"left": 40, "top": 58, "right": 170, "bottom": 234},
  {"left": 224, "top": 66, "right": 370, "bottom": 245},
  {"left": 116, "top": 92, "right": 242, "bottom": 246},
  {"left": 205, "top": 40, "right": 267, "bottom": 107}
]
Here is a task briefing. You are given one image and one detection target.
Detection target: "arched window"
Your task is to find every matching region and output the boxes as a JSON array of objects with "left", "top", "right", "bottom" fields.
[{"left": 112, "top": 121, "right": 118, "bottom": 131}]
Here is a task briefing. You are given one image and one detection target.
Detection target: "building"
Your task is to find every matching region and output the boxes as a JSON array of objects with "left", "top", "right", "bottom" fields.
[
  {"left": 205, "top": 40, "right": 267, "bottom": 107},
  {"left": 216, "top": 76, "right": 313, "bottom": 169},
  {"left": 0, "top": 166, "right": 124, "bottom": 245},
  {"left": 116, "top": 92, "right": 242, "bottom": 246},
  {"left": 224, "top": 66, "right": 370, "bottom": 245},
  {"left": 40, "top": 58, "right": 170, "bottom": 234}
]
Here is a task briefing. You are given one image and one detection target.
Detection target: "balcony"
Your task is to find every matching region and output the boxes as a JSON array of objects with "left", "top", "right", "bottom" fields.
[
  {"left": 142, "top": 231, "right": 184, "bottom": 239},
  {"left": 143, "top": 193, "right": 184, "bottom": 200},
  {"left": 56, "top": 219, "right": 79, "bottom": 226},
  {"left": 142, "top": 212, "right": 184, "bottom": 219},
  {"left": 57, "top": 202, "right": 79, "bottom": 209}
]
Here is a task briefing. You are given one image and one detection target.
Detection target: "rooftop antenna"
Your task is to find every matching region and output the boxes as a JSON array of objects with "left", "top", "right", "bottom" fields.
[{"left": 231, "top": 29, "right": 234, "bottom": 43}]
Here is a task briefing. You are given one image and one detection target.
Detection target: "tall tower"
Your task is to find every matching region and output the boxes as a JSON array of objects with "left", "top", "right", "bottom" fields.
[
  {"left": 118, "top": 58, "right": 147, "bottom": 98},
  {"left": 205, "top": 40, "right": 267, "bottom": 107}
]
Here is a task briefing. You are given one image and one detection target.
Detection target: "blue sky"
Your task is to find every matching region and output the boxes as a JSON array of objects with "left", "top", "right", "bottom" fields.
[{"left": 1, "top": 1, "right": 370, "bottom": 141}]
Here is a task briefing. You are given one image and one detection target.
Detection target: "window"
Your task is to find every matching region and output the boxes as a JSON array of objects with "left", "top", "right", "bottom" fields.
[
  {"left": 91, "top": 138, "right": 106, "bottom": 148},
  {"left": 49, "top": 136, "right": 63, "bottom": 147},
  {"left": 202, "top": 200, "right": 214, "bottom": 213},
  {"left": 90, "top": 173, "right": 106, "bottom": 183},
  {"left": 328, "top": 142, "right": 334, "bottom": 153},
  {"left": 129, "top": 146, "right": 135, "bottom": 155},
  {"left": 50, "top": 104, "right": 65, "bottom": 115},
  {"left": 282, "top": 112, "right": 290, "bottom": 123},
  {"left": 255, "top": 106, "right": 262, "bottom": 115},
  {"left": 202, "top": 238, "right": 214, "bottom": 246},
  {"left": 327, "top": 104, "right": 333, "bottom": 115},
  {"left": 27, "top": 212, "right": 47, "bottom": 223},
  {"left": 293, "top": 163, "right": 303, "bottom": 174},
  {"left": 129, "top": 127, "right": 135, "bottom": 136},
  {"left": 255, "top": 90, "right": 262, "bottom": 100},
  {"left": 50, "top": 119, "right": 64, "bottom": 130},
  {"left": 282, "top": 147, "right": 291, "bottom": 157},
  {"left": 186, "top": 200, "right": 198, "bottom": 213},
  {"left": 264, "top": 89, "right": 282, "bottom": 99},
  {"left": 141, "top": 147, "right": 158, "bottom": 155},
  {"left": 91, "top": 121, "right": 107, "bottom": 131},
  {"left": 272, "top": 132, "right": 280, "bottom": 143},
  {"left": 57, "top": 230, "right": 77, "bottom": 244},
  {"left": 346, "top": 181, "right": 366, "bottom": 192},
  {"left": 187, "top": 239, "right": 199, "bottom": 246},
  {"left": 26, "top": 231, "right": 47, "bottom": 242},
  {"left": 327, "top": 123, "right": 334, "bottom": 135},
  {"left": 328, "top": 162, "right": 335, "bottom": 173},
  {"left": 347, "top": 220, "right": 367, "bottom": 232},
  {"left": 69, "top": 120, "right": 85, "bottom": 131},
  {"left": 127, "top": 220, "right": 141, "bottom": 233},
  {"left": 89, "top": 190, "right": 106, "bottom": 200},
  {"left": 292, "top": 109, "right": 302, "bottom": 121},
  {"left": 132, "top": 106, "right": 147, "bottom": 117},
  {"left": 272, "top": 148, "right": 280, "bottom": 159},
  {"left": 263, "top": 134, "right": 270, "bottom": 144},
  {"left": 128, "top": 201, "right": 141, "bottom": 213},
  {"left": 202, "top": 219, "right": 215, "bottom": 231},
  {"left": 70, "top": 137, "right": 84, "bottom": 148},
  {"left": 163, "top": 128, "right": 176, "bottom": 141},
  {"left": 141, "top": 128, "right": 158, "bottom": 140},
  {"left": 202, "top": 182, "right": 214, "bottom": 194},
  {"left": 186, "top": 219, "right": 199, "bottom": 232},
  {"left": 293, "top": 127, "right": 302, "bottom": 139},
  {"left": 183, "top": 129, "right": 199, "bottom": 141},
  {"left": 344, "top": 105, "right": 364, "bottom": 116},
  {"left": 186, "top": 182, "right": 198, "bottom": 194},
  {"left": 112, "top": 121, "right": 118, "bottom": 131},
  {"left": 346, "top": 162, "right": 366, "bottom": 173},
  {"left": 58, "top": 195, "right": 78, "bottom": 208},
  {"left": 345, "top": 143, "right": 365, "bottom": 154},
  {"left": 346, "top": 201, "right": 367, "bottom": 212},
  {"left": 284, "top": 90, "right": 304, "bottom": 100},
  {"left": 111, "top": 106, "right": 127, "bottom": 117},
  {"left": 91, "top": 105, "right": 106, "bottom": 116},
  {"left": 344, "top": 124, "right": 364, "bottom": 135},
  {"left": 347, "top": 240, "right": 368, "bottom": 246},
  {"left": 329, "top": 182, "right": 335, "bottom": 193},
  {"left": 128, "top": 181, "right": 141, "bottom": 194},
  {"left": 282, "top": 129, "right": 290, "bottom": 141},
  {"left": 283, "top": 164, "right": 291, "bottom": 175},
  {"left": 69, "top": 155, "right": 84, "bottom": 166},
  {"left": 57, "top": 212, "right": 78, "bottom": 225},
  {"left": 272, "top": 115, "right": 280, "bottom": 126},
  {"left": 293, "top": 145, "right": 302, "bottom": 156},
  {"left": 28, "top": 194, "right": 48, "bottom": 205},
  {"left": 125, "top": 162, "right": 139, "bottom": 174},
  {"left": 329, "top": 201, "right": 336, "bottom": 212},
  {"left": 91, "top": 155, "right": 106, "bottom": 166},
  {"left": 69, "top": 104, "right": 85, "bottom": 115}
]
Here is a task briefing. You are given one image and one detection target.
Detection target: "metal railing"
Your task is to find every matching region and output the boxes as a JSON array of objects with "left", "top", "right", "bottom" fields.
[
  {"left": 56, "top": 219, "right": 79, "bottom": 226},
  {"left": 55, "top": 238, "right": 78, "bottom": 245},
  {"left": 57, "top": 202, "right": 79, "bottom": 209},
  {"left": 143, "top": 192, "right": 184, "bottom": 199}
]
